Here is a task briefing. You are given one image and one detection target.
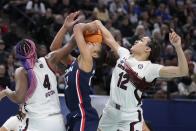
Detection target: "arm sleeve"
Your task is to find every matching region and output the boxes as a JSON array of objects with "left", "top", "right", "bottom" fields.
[
  {"left": 147, "top": 63, "right": 163, "bottom": 81},
  {"left": 117, "top": 46, "right": 130, "bottom": 59},
  {"left": 2, "top": 116, "right": 21, "bottom": 130}
]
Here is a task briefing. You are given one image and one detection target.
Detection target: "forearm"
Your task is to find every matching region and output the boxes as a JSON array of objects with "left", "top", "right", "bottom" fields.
[
  {"left": 175, "top": 46, "right": 189, "bottom": 76},
  {"left": 61, "top": 37, "right": 76, "bottom": 56},
  {"left": 5, "top": 90, "right": 24, "bottom": 104},
  {"left": 73, "top": 23, "right": 87, "bottom": 48},
  {"left": 96, "top": 21, "right": 120, "bottom": 51},
  {"left": 50, "top": 26, "right": 68, "bottom": 51}
]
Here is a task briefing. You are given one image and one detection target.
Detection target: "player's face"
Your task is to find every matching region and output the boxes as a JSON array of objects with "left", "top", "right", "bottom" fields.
[
  {"left": 88, "top": 43, "right": 101, "bottom": 58},
  {"left": 130, "top": 37, "right": 151, "bottom": 54}
]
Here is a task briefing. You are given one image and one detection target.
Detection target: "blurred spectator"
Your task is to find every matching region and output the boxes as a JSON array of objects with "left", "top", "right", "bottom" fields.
[
  {"left": 51, "top": 14, "right": 64, "bottom": 36},
  {"left": 109, "top": 0, "right": 128, "bottom": 15},
  {"left": 128, "top": 24, "right": 145, "bottom": 45},
  {"left": 93, "top": 1, "right": 110, "bottom": 22},
  {"left": 26, "top": 0, "right": 46, "bottom": 16},
  {"left": 118, "top": 16, "right": 134, "bottom": 37},
  {"left": 37, "top": 44, "right": 48, "bottom": 58},
  {"left": 0, "top": 63, "right": 11, "bottom": 91},
  {"left": 0, "top": 39, "right": 8, "bottom": 64},
  {"left": 2, "top": 23, "right": 21, "bottom": 51},
  {"left": 155, "top": 3, "right": 171, "bottom": 22}
]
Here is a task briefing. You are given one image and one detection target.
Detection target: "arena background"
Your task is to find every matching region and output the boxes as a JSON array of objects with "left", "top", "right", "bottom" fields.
[{"left": 0, "top": 0, "right": 196, "bottom": 131}]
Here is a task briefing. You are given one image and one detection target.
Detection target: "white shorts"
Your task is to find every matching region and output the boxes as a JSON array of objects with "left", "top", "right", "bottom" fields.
[
  {"left": 2, "top": 116, "right": 23, "bottom": 131},
  {"left": 98, "top": 104, "right": 143, "bottom": 131},
  {"left": 25, "top": 114, "right": 66, "bottom": 131}
]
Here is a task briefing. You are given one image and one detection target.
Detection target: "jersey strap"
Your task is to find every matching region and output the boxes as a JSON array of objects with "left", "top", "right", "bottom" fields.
[{"left": 124, "top": 62, "right": 156, "bottom": 92}]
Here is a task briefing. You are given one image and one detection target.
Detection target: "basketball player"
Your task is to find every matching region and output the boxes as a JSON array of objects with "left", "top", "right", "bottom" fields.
[
  {"left": 95, "top": 20, "right": 188, "bottom": 131},
  {"left": 0, "top": 105, "right": 27, "bottom": 131},
  {"left": 58, "top": 22, "right": 102, "bottom": 131},
  {"left": 0, "top": 12, "right": 80, "bottom": 131}
]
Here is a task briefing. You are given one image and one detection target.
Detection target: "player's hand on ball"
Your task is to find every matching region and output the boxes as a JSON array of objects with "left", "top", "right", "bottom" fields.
[{"left": 169, "top": 29, "right": 181, "bottom": 48}]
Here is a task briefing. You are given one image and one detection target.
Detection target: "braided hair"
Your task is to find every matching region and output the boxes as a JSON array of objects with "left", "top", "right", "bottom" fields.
[{"left": 16, "top": 39, "right": 37, "bottom": 101}]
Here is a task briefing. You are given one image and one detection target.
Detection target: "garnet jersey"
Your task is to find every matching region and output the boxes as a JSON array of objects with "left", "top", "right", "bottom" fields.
[{"left": 109, "top": 47, "right": 163, "bottom": 112}]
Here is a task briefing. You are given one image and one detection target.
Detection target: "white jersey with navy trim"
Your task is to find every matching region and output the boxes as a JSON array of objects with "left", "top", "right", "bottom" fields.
[
  {"left": 24, "top": 57, "right": 61, "bottom": 118},
  {"left": 108, "top": 47, "right": 163, "bottom": 112}
]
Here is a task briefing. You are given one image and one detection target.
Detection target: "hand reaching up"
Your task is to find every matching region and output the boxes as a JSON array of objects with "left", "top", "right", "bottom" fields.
[
  {"left": 169, "top": 29, "right": 182, "bottom": 49},
  {"left": 63, "top": 11, "right": 81, "bottom": 31}
]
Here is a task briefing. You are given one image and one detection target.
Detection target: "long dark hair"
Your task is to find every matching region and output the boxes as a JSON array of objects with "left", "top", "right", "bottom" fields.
[{"left": 147, "top": 40, "right": 161, "bottom": 63}]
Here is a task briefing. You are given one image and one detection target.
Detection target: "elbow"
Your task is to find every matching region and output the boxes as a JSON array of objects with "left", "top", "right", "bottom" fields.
[
  {"left": 14, "top": 96, "right": 25, "bottom": 104},
  {"left": 13, "top": 93, "right": 25, "bottom": 104},
  {"left": 180, "top": 69, "right": 189, "bottom": 77},
  {"left": 49, "top": 45, "right": 54, "bottom": 51},
  {"left": 16, "top": 99, "right": 25, "bottom": 104}
]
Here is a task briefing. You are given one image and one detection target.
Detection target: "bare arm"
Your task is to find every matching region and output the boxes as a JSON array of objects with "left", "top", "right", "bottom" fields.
[
  {"left": 47, "top": 12, "right": 80, "bottom": 70},
  {"left": 1, "top": 68, "right": 28, "bottom": 104},
  {"left": 95, "top": 20, "right": 120, "bottom": 53},
  {"left": 159, "top": 30, "right": 189, "bottom": 78},
  {"left": 49, "top": 24, "right": 68, "bottom": 51},
  {"left": 0, "top": 127, "right": 8, "bottom": 131},
  {"left": 73, "top": 22, "right": 97, "bottom": 72},
  {"left": 50, "top": 11, "right": 80, "bottom": 51}
]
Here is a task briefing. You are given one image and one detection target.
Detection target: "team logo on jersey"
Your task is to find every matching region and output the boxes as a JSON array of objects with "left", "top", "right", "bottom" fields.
[
  {"left": 120, "top": 60, "right": 124, "bottom": 63},
  {"left": 138, "top": 64, "right": 143, "bottom": 69},
  {"left": 39, "top": 64, "right": 43, "bottom": 68}
]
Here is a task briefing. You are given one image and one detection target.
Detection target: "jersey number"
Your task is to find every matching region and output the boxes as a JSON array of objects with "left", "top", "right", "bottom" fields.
[
  {"left": 43, "top": 74, "right": 51, "bottom": 90},
  {"left": 117, "top": 72, "right": 129, "bottom": 90}
]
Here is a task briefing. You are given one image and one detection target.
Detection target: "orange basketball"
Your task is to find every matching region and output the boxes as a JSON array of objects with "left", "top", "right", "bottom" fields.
[{"left": 84, "top": 30, "right": 103, "bottom": 44}]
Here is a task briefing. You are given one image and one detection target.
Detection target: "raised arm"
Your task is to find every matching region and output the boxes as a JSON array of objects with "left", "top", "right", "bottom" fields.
[
  {"left": 0, "top": 68, "right": 28, "bottom": 104},
  {"left": 46, "top": 12, "right": 80, "bottom": 69},
  {"left": 73, "top": 22, "right": 98, "bottom": 72},
  {"left": 159, "top": 29, "right": 189, "bottom": 78},
  {"left": 50, "top": 11, "right": 80, "bottom": 51},
  {"left": 95, "top": 20, "right": 120, "bottom": 53}
]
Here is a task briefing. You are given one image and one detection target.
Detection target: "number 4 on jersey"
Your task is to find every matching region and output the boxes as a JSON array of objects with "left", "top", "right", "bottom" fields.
[{"left": 43, "top": 74, "right": 51, "bottom": 90}]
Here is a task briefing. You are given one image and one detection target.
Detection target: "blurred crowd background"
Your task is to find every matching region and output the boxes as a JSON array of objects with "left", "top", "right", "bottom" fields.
[{"left": 0, "top": 0, "right": 196, "bottom": 100}]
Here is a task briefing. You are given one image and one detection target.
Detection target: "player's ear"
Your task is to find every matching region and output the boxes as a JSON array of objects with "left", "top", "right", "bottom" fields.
[{"left": 145, "top": 46, "right": 151, "bottom": 53}]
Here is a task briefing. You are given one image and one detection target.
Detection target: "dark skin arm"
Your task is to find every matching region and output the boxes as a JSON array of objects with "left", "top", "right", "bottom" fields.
[
  {"left": 0, "top": 67, "right": 28, "bottom": 104},
  {"left": 47, "top": 11, "right": 80, "bottom": 71}
]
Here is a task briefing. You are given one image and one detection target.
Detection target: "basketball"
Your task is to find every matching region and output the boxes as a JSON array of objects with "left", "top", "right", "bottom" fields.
[{"left": 84, "top": 30, "right": 103, "bottom": 44}]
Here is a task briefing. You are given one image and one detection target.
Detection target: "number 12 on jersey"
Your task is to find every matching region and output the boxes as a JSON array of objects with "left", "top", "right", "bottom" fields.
[{"left": 117, "top": 72, "right": 129, "bottom": 90}]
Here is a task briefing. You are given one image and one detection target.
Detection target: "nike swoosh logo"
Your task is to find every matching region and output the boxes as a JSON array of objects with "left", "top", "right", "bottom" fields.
[{"left": 73, "top": 114, "right": 78, "bottom": 118}]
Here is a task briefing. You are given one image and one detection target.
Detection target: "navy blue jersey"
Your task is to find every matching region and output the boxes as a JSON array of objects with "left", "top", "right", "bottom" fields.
[{"left": 64, "top": 60, "right": 95, "bottom": 111}]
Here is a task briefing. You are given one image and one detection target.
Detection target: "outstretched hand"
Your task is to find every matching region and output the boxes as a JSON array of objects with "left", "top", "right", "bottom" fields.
[
  {"left": 63, "top": 11, "right": 81, "bottom": 31},
  {"left": 169, "top": 29, "right": 181, "bottom": 48}
]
